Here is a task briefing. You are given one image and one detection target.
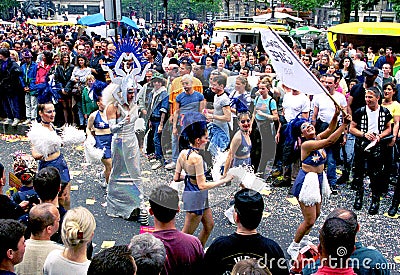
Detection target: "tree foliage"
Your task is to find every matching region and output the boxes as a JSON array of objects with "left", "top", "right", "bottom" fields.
[
  {"left": 122, "top": 0, "right": 222, "bottom": 21},
  {"left": 285, "top": 0, "right": 328, "bottom": 11},
  {"left": 0, "top": 0, "right": 18, "bottom": 19}
]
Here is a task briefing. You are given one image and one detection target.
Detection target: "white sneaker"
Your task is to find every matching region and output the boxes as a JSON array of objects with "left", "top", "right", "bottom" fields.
[
  {"left": 22, "top": 119, "right": 31, "bottom": 125},
  {"left": 3, "top": 118, "right": 12, "bottom": 124},
  {"left": 11, "top": 118, "right": 20, "bottom": 126},
  {"left": 151, "top": 160, "right": 163, "bottom": 170},
  {"left": 99, "top": 180, "right": 107, "bottom": 188},
  {"left": 165, "top": 161, "right": 176, "bottom": 170},
  {"left": 287, "top": 241, "right": 300, "bottom": 260}
]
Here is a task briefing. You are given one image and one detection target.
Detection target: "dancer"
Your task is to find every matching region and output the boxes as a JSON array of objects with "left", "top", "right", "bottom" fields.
[
  {"left": 173, "top": 113, "right": 234, "bottom": 246},
  {"left": 104, "top": 82, "right": 147, "bottom": 223},
  {"left": 86, "top": 82, "right": 111, "bottom": 188},
  {"left": 101, "top": 36, "right": 150, "bottom": 224},
  {"left": 29, "top": 103, "right": 72, "bottom": 210},
  {"left": 286, "top": 106, "right": 351, "bottom": 260},
  {"left": 223, "top": 111, "right": 252, "bottom": 177}
]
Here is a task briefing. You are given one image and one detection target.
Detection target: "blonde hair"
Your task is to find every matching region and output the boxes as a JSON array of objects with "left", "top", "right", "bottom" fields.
[
  {"left": 0, "top": 42, "right": 10, "bottom": 49},
  {"left": 236, "top": 75, "right": 251, "bottom": 91},
  {"left": 86, "top": 74, "right": 95, "bottom": 84},
  {"left": 61, "top": 206, "right": 96, "bottom": 247},
  {"left": 9, "top": 50, "right": 19, "bottom": 62}
]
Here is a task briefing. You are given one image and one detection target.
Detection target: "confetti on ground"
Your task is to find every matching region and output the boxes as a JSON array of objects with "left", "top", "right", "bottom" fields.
[
  {"left": 101, "top": 241, "right": 115, "bottom": 249},
  {"left": 0, "top": 134, "right": 29, "bottom": 142},
  {"left": 394, "top": 256, "right": 400, "bottom": 263},
  {"left": 76, "top": 180, "right": 84, "bottom": 183},
  {"left": 260, "top": 189, "right": 272, "bottom": 196},
  {"left": 263, "top": 212, "right": 271, "bottom": 218},
  {"left": 336, "top": 169, "right": 342, "bottom": 175},
  {"left": 75, "top": 145, "right": 84, "bottom": 151},
  {"left": 70, "top": 185, "right": 79, "bottom": 191},
  {"left": 286, "top": 197, "right": 299, "bottom": 205},
  {"left": 383, "top": 212, "right": 399, "bottom": 219},
  {"left": 86, "top": 199, "right": 96, "bottom": 205},
  {"left": 70, "top": 171, "right": 82, "bottom": 176},
  {"left": 101, "top": 202, "right": 107, "bottom": 207},
  {"left": 142, "top": 171, "right": 152, "bottom": 175}
]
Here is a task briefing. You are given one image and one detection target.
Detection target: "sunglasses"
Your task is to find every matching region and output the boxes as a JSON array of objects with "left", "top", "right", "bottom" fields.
[{"left": 240, "top": 119, "right": 251, "bottom": 124}]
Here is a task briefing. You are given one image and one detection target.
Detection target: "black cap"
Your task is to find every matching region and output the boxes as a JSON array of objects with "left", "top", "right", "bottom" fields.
[
  {"left": 234, "top": 188, "right": 264, "bottom": 215},
  {"left": 363, "top": 67, "right": 379, "bottom": 77}
]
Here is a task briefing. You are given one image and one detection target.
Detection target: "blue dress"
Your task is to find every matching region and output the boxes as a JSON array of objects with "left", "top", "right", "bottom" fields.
[
  {"left": 182, "top": 147, "right": 209, "bottom": 215},
  {"left": 232, "top": 132, "right": 251, "bottom": 167},
  {"left": 292, "top": 149, "right": 327, "bottom": 198},
  {"left": 93, "top": 111, "right": 112, "bottom": 159}
]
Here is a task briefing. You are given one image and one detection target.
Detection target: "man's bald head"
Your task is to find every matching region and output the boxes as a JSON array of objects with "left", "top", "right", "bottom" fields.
[{"left": 326, "top": 208, "right": 358, "bottom": 234}]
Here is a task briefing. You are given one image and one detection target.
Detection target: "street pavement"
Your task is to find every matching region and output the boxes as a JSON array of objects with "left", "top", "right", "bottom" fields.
[{"left": 0, "top": 133, "right": 399, "bottom": 273}]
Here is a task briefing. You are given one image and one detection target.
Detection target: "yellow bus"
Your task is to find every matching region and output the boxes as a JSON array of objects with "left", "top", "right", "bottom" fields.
[
  {"left": 327, "top": 22, "right": 400, "bottom": 73},
  {"left": 211, "top": 21, "right": 296, "bottom": 49}
]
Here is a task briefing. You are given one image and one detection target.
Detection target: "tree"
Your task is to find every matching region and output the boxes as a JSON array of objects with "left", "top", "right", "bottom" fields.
[
  {"left": 0, "top": 0, "right": 18, "bottom": 20},
  {"left": 285, "top": 0, "right": 328, "bottom": 11}
]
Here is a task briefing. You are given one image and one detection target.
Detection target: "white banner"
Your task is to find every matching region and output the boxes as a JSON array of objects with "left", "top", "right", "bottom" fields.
[{"left": 260, "top": 29, "right": 326, "bottom": 95}]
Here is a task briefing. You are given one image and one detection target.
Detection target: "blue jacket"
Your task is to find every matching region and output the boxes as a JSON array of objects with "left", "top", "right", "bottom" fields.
[
  {"left": 148, "top": 87, "right": 169, "bottom": 120},
  {"left": 20, "top": 61, "right": 38, "bottom": 89}
]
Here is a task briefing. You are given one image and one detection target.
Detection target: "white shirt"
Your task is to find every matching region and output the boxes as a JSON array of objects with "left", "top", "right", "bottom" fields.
[
  {"left": 282, "top": 92, "right": 310, "bottom": 122},
  {"left": 366, "top": 106, "right": 379, "bottom": 134},
  {"left": 313, "top": 92, "right": 347, "bottom": 123}
]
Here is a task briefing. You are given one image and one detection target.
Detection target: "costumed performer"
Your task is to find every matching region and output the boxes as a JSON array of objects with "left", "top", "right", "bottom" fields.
[
  {"left": 28, "top": 102, "right": 85, "bottom": 210},
  {"left": 222, "top": 111, "right": 252, "bottom": 177},
  {"left": 286, "top": 106, "right": 351, "bottom": 260},
  {"left": 85, "top": 81, "right": 111, "bottom": 188},
  {"left": 173, "top": 112, "right": 234, "bottom": 246},
  {"left": 102, "top": 35, "right": 150, "bottom": 224}
]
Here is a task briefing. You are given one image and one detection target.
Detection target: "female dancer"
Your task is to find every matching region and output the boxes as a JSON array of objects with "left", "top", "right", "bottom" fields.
[
  {"left": 43, "top": 206, "right": 96, "bottom": 275},
  {"left": 223, "top": 111, "right": 252, "bottom": 176},
  {"left": 174, "top": 113, "right": 234, "bottom": 246},
  {"left": 30, "top": 102, "right": 71, "bottom": 210},
  {"left": 287, "top": 106, "right": 351, "bottom": 259},
  {"left": 86, "top": 90, "right": 112, "bottom": 188}
]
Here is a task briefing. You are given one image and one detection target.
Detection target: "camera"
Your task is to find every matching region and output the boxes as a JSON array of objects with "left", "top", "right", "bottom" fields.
[{"left": 25, "top": 194, "right": 40, "bottom": 205}]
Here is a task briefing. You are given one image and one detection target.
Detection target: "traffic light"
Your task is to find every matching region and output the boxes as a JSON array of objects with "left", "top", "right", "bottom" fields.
[{"left": 163, "top": 0, "right": 167, "bottom": 8}]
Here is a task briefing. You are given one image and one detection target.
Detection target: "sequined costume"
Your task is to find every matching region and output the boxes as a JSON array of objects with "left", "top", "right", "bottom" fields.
[
  {"left": 291, "top": 149, "right": 331, "bottom": 206},
  {"left": 106, "top": 104, "right": 142, "bottom": 219}
]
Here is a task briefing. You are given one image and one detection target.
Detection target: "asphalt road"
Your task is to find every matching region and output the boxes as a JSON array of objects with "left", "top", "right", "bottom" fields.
[{"left": 0, "top": 131, "right": 399, "bottom": 273}]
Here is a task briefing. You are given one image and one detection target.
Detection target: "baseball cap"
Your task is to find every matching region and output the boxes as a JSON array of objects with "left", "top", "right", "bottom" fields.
[{"left": 234, "top": 188, "right": 264, "bottom": 216}]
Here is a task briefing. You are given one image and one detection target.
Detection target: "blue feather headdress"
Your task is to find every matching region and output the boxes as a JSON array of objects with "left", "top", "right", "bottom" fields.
[
  {"left": 91, "top": 80, "right": 108, "bottom": 102},
  {"left": 101, "top": 31, "right": 150, "bottom": 107},
  {"left": 34, "top": 76, "right": 62, "bottom": 104},
  {"left": 284, "top": 114, "right": 309, "bottom": 145}
]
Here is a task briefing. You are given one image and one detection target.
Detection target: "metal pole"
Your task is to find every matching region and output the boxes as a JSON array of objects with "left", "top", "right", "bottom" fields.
[{"left": 113, "top": 0, "right": 118, "bottom": 42}]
